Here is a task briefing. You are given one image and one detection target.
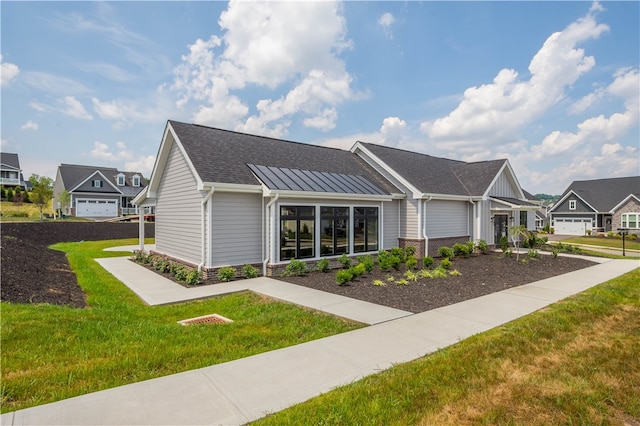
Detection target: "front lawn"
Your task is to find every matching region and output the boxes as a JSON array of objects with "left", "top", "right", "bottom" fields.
[
  {"left": 0, "top": 239, "right": 362, "bottom": 413},
  {"left": 254, "top": 268, "right": 640, "bottom": 425},
  {"left": 562, "top": 236, "right": 640, "bottom": 251}
]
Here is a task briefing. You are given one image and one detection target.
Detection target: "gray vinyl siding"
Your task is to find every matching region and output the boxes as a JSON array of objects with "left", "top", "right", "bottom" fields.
[
  {"left": 425, "top": 200, "right": 469, "bottom": 238},
  {"left": 554, "top": 196, "right": 594, "bottom": 213},
  {"left": 211, "top": 192, "right": 262, "bottom": 267},
  {"left": 155, "top": 143, "right": 202, "bottom": 264},
  {"left": 383, "top": 199, "right": 400, "bottom": 249},
  {"left": 488, "top": 172, "right": 518, "bottom": 198},
  {"left": 74, "top": 173, "right": 118, "bottom": 193}
]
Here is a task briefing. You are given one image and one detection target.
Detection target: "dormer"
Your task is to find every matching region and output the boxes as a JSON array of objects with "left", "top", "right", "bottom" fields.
[
  {"left": 116, "top": 173, "right": 126, "bottom": 186},
  {"left": 132, "top": 174, "right": 141, "bottom": 187}
]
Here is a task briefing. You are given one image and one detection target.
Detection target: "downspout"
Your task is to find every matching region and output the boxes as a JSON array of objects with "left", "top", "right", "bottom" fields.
[
  {"left": 263, "top": 193, "right": 280, "bottom": 276},
  {"left": 198, "top": 187, "right": 215, "bottom": 272},
  {"left": 468, "top": 198, "right": 476, "bottom": 242},
  {"left": 422, "top": 196, "right": 432, "bottom": 256}
]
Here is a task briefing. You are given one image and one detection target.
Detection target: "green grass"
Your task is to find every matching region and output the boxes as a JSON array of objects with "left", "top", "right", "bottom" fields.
[
  {"left": 562, "top": 236, "right": 640, "bottom": 251},
  {"left": 0, "top": 239, "right": 362, "bottom": 413},
  {"left": 254, "top": 268, "right": 640, "bottom": 425}
]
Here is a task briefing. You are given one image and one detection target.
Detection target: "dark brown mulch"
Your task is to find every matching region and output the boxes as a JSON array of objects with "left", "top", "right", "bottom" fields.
[
  {"left": 0, "top": 222, "right": 154, "bottom": 308},
  {"left": 278, "top": 253, "right": 597, "bottom": 313}
]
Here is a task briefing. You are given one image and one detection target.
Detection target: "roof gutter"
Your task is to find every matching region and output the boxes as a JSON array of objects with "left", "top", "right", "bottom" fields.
[{"left": 198, "top": 186, "right": 215, "bottom": 272}]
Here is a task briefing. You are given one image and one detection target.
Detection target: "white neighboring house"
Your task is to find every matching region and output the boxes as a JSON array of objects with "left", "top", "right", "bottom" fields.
[
  {"left": 134, "top": 120, "right": 539, "bottom": 275},
  {"left": 1, "top": 152, "right": 27, "bottom": 189},
  {"left": 53, "top": 164, "right": 146, "bottom": 218}
]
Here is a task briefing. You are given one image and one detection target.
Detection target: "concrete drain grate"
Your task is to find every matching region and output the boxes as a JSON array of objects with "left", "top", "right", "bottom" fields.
[{"left": 178, "top": 314, "right": 233, "bottom": 326}]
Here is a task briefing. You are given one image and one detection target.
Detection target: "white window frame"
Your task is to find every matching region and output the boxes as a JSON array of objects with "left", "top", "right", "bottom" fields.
[
  {"left": 621, "top": 213, "right": 639, "bottom": 229},
  {"left": 92, "top": 180, "right": 103, "bottom": 188},
  {"left": 132, "top": 175, "right": 140, "bottom": 187},
  {"left": 569, "top": 200, "right": 576, "bottom": 210},
  {"left": 117, "top": 174, "right": 125, "bottom": 186}
]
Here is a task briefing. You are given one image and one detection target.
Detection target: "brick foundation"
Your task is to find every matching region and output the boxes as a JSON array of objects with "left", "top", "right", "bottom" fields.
[
  {"left": 397, "top": 237, "right": 426, "bottom": 259},
  {"left": 427, "top": 236, "right": 471, "bottom": 257}
]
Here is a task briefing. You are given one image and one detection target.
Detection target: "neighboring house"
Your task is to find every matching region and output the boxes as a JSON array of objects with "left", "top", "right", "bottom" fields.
[
  {"left": 1, "top": 152, "right": 26, "bottom": 189},
  {"left": 53, "top": 164, "right": 146, "bottom": 218},
  {"left": 134, "top": 120, "right": 538, "bottom": 275},
  {"left": 549, "top": 176, "right": 640, "bottom": 235}
]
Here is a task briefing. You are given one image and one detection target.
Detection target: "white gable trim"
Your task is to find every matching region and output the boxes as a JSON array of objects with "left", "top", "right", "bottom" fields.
[
  {"left": 69, "top": 170, "right": 122, "bottom": 194},
  {"left": 0, "top": 163, "right": 20, "bottom": 171},
  {"left": 610, "top": 194, "right": 640, "bottom": 213},
  {"left": 549, "top": 189, "right": 597, "bottom": 213},
  {"left": 145, "top": 121, "right": 205, "bottom": 199},
  {"left": 351, "top": 141, "right": 421, "bottom": 198},
  {"left": 482, "top": 160, "right": 525, "bottom": 200}
]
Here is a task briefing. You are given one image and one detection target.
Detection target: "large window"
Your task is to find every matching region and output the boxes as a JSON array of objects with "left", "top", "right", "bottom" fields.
[
  {"left": 519, "top": 211, "right": 527, "bottom": 226},
  {"left": 320, "top": 207, "right": 349, "bottom": 256},
  {"left": 354, "top": 207, "right": 378, "bottom": 253},
  {"left": 622, "top": 213, "right": 639, "bottom": 229},
  {"left": 280, "top": 206, "right": 315, "bottom": 260}
]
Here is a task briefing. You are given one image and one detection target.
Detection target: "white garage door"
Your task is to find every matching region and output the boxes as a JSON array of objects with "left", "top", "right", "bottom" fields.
[
  {"left": 77, "top": 199, "right": 118, "bottom": 217},
  {"left": 554, "top": 219, "right": 591, "bottom": 236}
]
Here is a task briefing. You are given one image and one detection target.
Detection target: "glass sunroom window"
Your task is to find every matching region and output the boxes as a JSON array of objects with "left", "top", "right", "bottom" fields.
[
  {"left": 320, "top": 207, "right": 349, "bottom": 256},
  {"left": 280, "top": 206, "right": 315, "bottom": 260},
  {"left": 354, "top": 207, "right": 378, "bottom": 253}
]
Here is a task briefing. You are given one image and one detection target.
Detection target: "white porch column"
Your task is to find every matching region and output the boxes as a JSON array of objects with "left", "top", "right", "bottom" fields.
[{"left": 139, "top": 206, "right": 145, "bottom": 252}]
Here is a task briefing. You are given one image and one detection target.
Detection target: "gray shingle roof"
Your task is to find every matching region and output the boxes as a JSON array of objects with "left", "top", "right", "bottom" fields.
[
  {"left": 358, "top": 142, "right": 507, "bottom": 196},
  {"left": 168, "top": 121, "right": 399, "bottom": 194},
  {"left": 562, "top": 176, "right": 640, "bottom": 212},
  {"left": 1, "top": 152, "right": 21, "bottom": 169},
  {"left": 57, "top": 164, "right": 145, "bottom": 196}
]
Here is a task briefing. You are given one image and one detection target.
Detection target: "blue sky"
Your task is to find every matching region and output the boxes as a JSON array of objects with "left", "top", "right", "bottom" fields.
[{"left": 2, "top": 1, "right": 638, "bottom": 194}]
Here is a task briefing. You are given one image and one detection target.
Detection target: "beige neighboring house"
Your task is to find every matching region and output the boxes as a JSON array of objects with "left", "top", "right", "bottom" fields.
[{"left": 53, "top": 164, "right": 146, "bottom": 218}]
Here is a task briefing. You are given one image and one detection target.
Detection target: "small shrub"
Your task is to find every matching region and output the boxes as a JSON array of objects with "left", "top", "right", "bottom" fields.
[
  {"left": 316, "top": 258, "right": 330, "bottom": 272},
  {"left": 357, "top": 255, "right": 375, "bottom": 272},
  {"left": 395, "top": 279, "right": 409, "bottom": 286},
  {"left": 551, "top": 250, "right": 559, "bottom": 259},
  {"left": 432, "top": 267, "right": 447, "bottom": 278},
  {"left": 440, "top": 257, "right": 452, "bottom": 270},
  {"left": 521, "top": 258, "right": 528, "bottom": 264},
  {"left": 378, "top": 250, "right": 392, "bottom": 271},
  {"left": 449, "top": 269, "right": 461, "bottom": 276},
  {"left": 417, "top": 269, "right": 432, "bottom": 279},
  {"left": 629, "top": 233, "right": 637, "bottom": 240},
  {"left": 437, "top": 246, "right": 454, "bottom": 259},
  {"left": 404, "top": 246, "right": 417, "bottom": 257},
  {"left": 476, "top": 240, "right": 489, "bottom": 255},
  {"left": 185, "top": 269, "right": 203, "bottom": 285},
  {"left": 336, "top": 269, "right": 353, "bottom": 285},
  {"left": 607, "top": 231, "right": 614, "bottom": 238},
  {"left": 527, "top": 249, "right": 539, "bottom": 259},
  {"left": 499, "top": 236, "right": 509, "bottom": 251},
  {"left": 337, "top": 254, "right": 352, "bottom": 269},
  {"left": 373, "top": 279, "right": 386, "bottom": 287},
  {"left": 404, "top": 270, "right": 418, "bottom": 282},
  {"left": 217, "top": 266, "right": 236, "bottom": 282},
  {"left": 174, "top": 265, "right": 190, "bottom": 282},
  {"left": 386, "top": 275, "right": 395, "bottom": 282},
  {"left": 242, "top": 264, "right": 260, "bottom": 278},
  {"left": 422, "top": 256, "right": 434, "bottom": 269},
  {"left": 503, "top": 249, "right": 513, "bottom": 258},
  {"left": 390, "top": 247, "right": 406, "bottom": 263},
  {"left": 350, "top": 263, "right": 366, "bottom": 278},
  {"left": 282, "top": 260, "right": 307, "bottom": 276},
  {"left": 406, "top": 255, "right": 418, "bottom": 270},
  {"left": 453, "top": 243, "right": 472, "bottom": 257}
]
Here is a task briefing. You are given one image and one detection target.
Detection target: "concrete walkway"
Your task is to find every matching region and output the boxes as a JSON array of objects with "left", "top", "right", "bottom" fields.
[{"left": 2, "top": 253, "right": 638, "bottom": 425}]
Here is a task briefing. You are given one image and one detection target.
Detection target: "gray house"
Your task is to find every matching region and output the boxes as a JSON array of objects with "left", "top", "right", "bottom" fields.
[
  {"left": 549, "top": 176, "right": 640, "bottom": 235},
  {"left": 134, "top": 120, "right": 538, "bottom": 275},
  {"left": 53, "top": 164, "right": 146, "bottom": 218},
  {"left": 1, "top": 152, "right": 26, "bottom": 189}
]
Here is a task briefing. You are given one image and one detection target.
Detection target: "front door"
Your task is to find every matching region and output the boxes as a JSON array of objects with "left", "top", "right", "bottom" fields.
[{"left": 494, "top": 214, "right": 508, "bottom": 245}]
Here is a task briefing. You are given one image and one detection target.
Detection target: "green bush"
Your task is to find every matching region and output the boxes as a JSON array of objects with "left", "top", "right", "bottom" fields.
[
  {"left": 217, "top": 266, "right": 236, "bottom": 282},
  {"left": 349, "top": 263, "right": 367, "bottom": 278},
  {"left": 406, "top": 255, "right": 418, "bottom": 270},
  {"left": 453, "top": 243, "right": 472, "bottom": 257},
  {"left": 502, "top": 249, "right": 513, "bottom": 258},
  {"left": 528, "top": 249, "right": 539, "bottom": 259},
  {"left": 357, "top": 255, "right": 375, "bottom": 272},
  {"left": 184, "top": 269, "right": 203, "bottom": 285},
  {"left": 316, "top": 258, "right": 330, "bottom": 272},
  {"left": 242, "top": 264, "right": 260, "bottom": 279},
  {"left": 499, "top": 236, "right": 509, "bottom": 251},
  {"left": 422, "top": 256, "right": 434, "bottom": 269},
  {"left": 476, "top": 240, "right": 489, "bottom": 255},
  {"left": 282, "top": 259, "right": 307, "bottom": 276},
  {"left": 404, "top": 246, "right": 416, "bottom": 257},
  {"left": 336, "top": 269, "right": 353, "bottom": 285},
  {"left": 437, "top": 246, "right": 454, "bottom": 259},
  {"left": 390, "top": 247, "right": 406, "bottom": 263},
  {"left": 440, "top": 257, "right": 452, "bottom": 270},
  {"left": 337, "top": 253, "right": 352, "bottom": 269},
  {"left": 378, "top": 250, "right": 401, "bottom": 271},
  {"left": 431, "top": 267, "right": 447, "bottom": 278}
]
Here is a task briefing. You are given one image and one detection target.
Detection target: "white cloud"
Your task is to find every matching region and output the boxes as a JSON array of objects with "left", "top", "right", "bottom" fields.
[
  {"left": 61, "top": 96, "right": 93, "bottom": 120},
  {"left": 172, "top": 1, "right": 355, "bottom": 136},
  {"left": 21, "top": 120, "right": 39, "bottom": 131},
  {"left": 380, "top": 116, "right": 407, "bottom": 147},
  {"left": 21, "top": 71, "right": 89, "bottom": 95},
  {"left": 88, "top": 140, "right": 155, "bottom": 176},
  {"left": 420, "top": 5, "right": 609, "bottom": 150},
  {"left": 124, "top": 155, "right": 155, "bottom": 176},
  {"left": 92, "top": 89, "right": 177, "bottom": 127},
  {"left": 378, "top": 13, "right": 396, "bottom": 39},
  {"left": 1, "top": 54, "right": 19, "bottom": 86}
]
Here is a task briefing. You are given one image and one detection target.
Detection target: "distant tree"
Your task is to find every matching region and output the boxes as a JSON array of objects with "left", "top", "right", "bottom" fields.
[
  {"left": 29, "top": 174, "right": 54, "bottom": 220},
  {"left": 22, "top": 190, "right": 30, "bottom": 203},
  {"left": 58, "top": 190, "right": 71, "bottom": 215},
  {"left": 0, "top": 187, "right": 5, "bottom": 200},
  {"left": 6, "top": 188, "right": 14, "bottom": 202}
]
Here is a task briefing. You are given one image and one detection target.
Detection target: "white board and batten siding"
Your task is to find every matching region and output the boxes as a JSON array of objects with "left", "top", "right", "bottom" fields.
[
  {"left": 488, "top": 172, "right": 518, "bottom": 198},
  {"left": 425, "top": 200, "right": 469, "bottom": 238},
  {"left": 211, "top": 192, "right": 262, "bottom": 267},
  {"left": 155, "top": 143, "right": 202, "bottom": 265}
]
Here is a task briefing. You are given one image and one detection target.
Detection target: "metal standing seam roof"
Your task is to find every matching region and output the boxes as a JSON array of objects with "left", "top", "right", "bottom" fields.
[{"left": 247, "top": 164, "right": 389, "bottom": 195}]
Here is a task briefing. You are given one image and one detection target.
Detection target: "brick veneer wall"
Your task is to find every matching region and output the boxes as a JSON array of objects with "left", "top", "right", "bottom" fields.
[
  {"left": 612, "top": 198, "right": 640, "bottom": 232},
  {"left": 398, "top": 237, "right": 426, "bottom": 259},
  {"left": 427, "top": 236, "right": 471, "bottom": 257}
]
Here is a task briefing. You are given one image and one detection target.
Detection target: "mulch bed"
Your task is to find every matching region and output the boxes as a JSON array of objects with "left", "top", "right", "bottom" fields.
[
  {"left": 1, "top": 221, "right": 597, "bottom": 314},
  {"left": 1, "top": 222, "right": 154, "bottom": 308},
  {"left": 278, "top": 253, "right": 597, "bottom": 313}
]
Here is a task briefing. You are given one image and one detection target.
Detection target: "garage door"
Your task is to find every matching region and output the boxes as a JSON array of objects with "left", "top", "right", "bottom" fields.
[
  {"left": 76, "top": 199, "right": 118, "bottom": 217},
  {"left": 553, "top": 219, "right": 591, "bottom": 236}
]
